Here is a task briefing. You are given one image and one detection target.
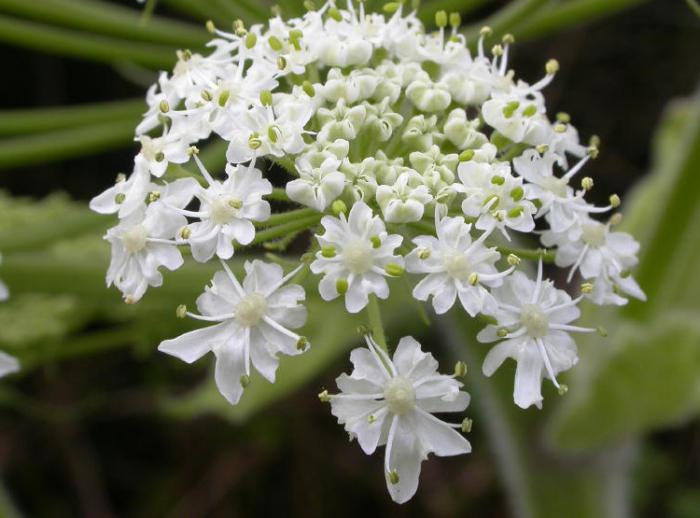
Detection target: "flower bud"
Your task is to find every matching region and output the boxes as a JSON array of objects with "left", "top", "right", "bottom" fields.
[
  {"left": 331, "top": 199, "right": 347, "bottom": 216},
  {"left": 385, "top": 263, "right": 404, "bottom": 277},
  {"left": 454, "top": 361, "right": 468, "bottom": 377},
  {"left": 461, "top": 417, "right": 473, "bottom": 433}
]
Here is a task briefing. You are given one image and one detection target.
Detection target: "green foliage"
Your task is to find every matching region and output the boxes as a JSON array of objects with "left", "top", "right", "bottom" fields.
[{"left": 547, "top": 93, "right": 700, "bottom": 450}]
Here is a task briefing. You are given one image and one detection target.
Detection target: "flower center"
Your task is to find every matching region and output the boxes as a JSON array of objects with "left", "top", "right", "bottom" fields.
[
  {"left": 209, "top": 195, "right": 241, "bottom": 225},
  {"left": 342, "top": 240, "right": 374, "bottom": 274},
  {"left": 581, "top": 222, "right": 606, "bottom": 248},
  {"left": 121, "top": 224, "right": 148, "bottom": 254},
  {"left": 234, "top": 293, "right": 267, "bottom": 327},
  {"left": 383, "top": 376, "right": 416, "bottom": 416},
  {"left": 442, "top": 250, "right": 471, "bottom": 280},
  {"left": 541, "top": 176, "right": 568, "bottom": 198},
  {"left": 520, "top": 303, "right": 550, "bottom": 338}
]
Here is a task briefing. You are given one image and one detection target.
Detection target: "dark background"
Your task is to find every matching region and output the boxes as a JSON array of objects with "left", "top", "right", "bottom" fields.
[{"left": 0, "top": 0, "right": 699, "bottom": 516}]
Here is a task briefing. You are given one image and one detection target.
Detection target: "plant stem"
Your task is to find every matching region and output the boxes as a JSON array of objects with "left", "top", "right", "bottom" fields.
[
  {"left": 462, "top": 0, "right": 549, "bottom": 45},
  {"left": 0, "top": 0, "right": 207, "bottom": 48},
  {"left": 0, "top": 98, "right": 143, "bottom": 137},
  {"left": 255, "top": 208, "right": 318, "bottom": 228},
  {"left": 140, "top": 0, "right": 159, "bottom": 26},
  {"left": 366, "top": 294, "right": 388, "bottom": 351},
  {"left": 0, "top": 14, "right": 176, "bottom": 68},
  {"left": 268, "top": 187, "right": 290, "bottom": 202},
  {"left": 0, "top": 119, "right": 136, "bottom": 170},
  {"left": 249, "top": 214, "right": 321, "bottom": 246},
  {"left": 512, "top": 0, "right": 652, "bottom": 41},
  {"left": 497, "top": 246, "right": 555, "bottom": 263}
]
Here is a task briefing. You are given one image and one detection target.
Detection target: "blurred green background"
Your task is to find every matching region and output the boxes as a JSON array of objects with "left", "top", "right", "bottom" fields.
[{"left": 0, "top": 0, "right": 699, "bottom": 516}]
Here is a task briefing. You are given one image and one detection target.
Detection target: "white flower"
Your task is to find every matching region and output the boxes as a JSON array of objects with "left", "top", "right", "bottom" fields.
[
  {"left": 478, "top": 263, "right": 594, "bottom": 409},
  {"left": 541, "top": 214, "right": 645, "bottom": 305},
  {"left": 328, "top": 335, "right": 470, "bottom": 504},
  {"left": 310, "top": 201, "right": 404, "bottom": 313},
  {"left": 224, "top": 100, "right": 312, "bottom": 164},
  {"left": 286, "top": 152, "right": 346, "bottom": 211},
  {"left": 406, "top": 216, "right": 510, "bottom": 315},
  {"left": 458, "top": 160, "right": 536, "bottom": 238},
  {"left": 90, "top": 171, "right": 198, "bottom": 219},
  {"left": 159, "top": 260, "right": 308, "bottom": 405},
  {"left": 513, "top": 149, "right": 604, "bottom": 233},
  {"left": 481, "top": 95, "right": 550, "bottom": 145},
  {"left": 375, "top": 172, "right": 432, "bottom": 223},
  {"left": 105, "top": 205, "right": 186, "bottom": 303},
  {"left": 135, "top": 133, "right": 190, "bottom": 177},
  {"left": 182, "top": 156, "right": 272, "bottom": 262}
]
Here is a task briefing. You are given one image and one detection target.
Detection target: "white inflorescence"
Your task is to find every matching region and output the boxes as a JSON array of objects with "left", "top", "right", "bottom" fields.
[{"left": 90, "top": 1, "right": 646, "bottom": 504}]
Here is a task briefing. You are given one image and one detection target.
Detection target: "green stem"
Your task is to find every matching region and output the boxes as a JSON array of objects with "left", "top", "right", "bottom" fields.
[
  {"left": 269, "top": 155, "right": 299, "bottom": 176},
  {"left": 141, "top": 0, "right": 159, "bottom": 26},
  {"left": 418, "top": 0, "right": 493, "bottom": 25},
  {"left": 268, "top": 187, "right": 290, "bottom": 202},
  {"left": 497, "top": 246, "right": 555, "bottom": 263},
  {"left": 0, "top": 14, "right": 176, "bottom": 68},
  {"left": 249, "top": 214, "right": 321, "bottom": 246},
  {"left": 256, "top": 208, "right": 318, "bottom": 228},
  {"left": 686, "top": 0, "right": 700, "bottom": 17},
  {"left": 0, "top": 98, "right": 143, "bottom": 137},
  {"left": 511, "top": 0, "right": 652, "bottom": 41},
  {"left": 366, "top": 294, "right": 388, "bottom": 351},
  {"left": 0, "top": 119, "right": 136, "bottom": 170},
  {"left": 159, "top": 0, "right": 222, "bottom": 23},
  {"left": 0, "top": 0, "right": 207, "bottom": 48},
  {"left": 462, "top": 0, "right": 549, "bottom": 45}
]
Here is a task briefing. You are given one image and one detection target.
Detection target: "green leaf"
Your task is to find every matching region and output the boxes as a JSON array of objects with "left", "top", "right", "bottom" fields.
[
  {"left": 548, "top": 313, "right": 700, "bottom": 450},
  {"left": 0, "top": 192, "right": 107, "bottom": 252},
  {"left": 548, "top": 92, "right": 700, "bottom": 450},
  {"left": 0, "top": 293, "right": 89, "bottom": 350}
]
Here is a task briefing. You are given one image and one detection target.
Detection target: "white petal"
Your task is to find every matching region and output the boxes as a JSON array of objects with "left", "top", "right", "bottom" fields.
[
  {"left": 513, "top": 343, "right": 544, "bottom": 409},
  {"left": 158, "top": 322, "right": 231, "bottom": 364},
  {"left": 413, "top": 411, "right": 471, "bottom": 456},
  {"left": 386, "top": 417, "right": 425, "bottom": 504},
  {"left": 213, "top": 332, "right": 248, "bottom": 405}
]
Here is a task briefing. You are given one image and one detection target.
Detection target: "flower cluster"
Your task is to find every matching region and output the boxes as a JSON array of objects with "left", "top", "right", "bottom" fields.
[
  {"left": 91, "top": 2, "right": 644, "bottom": 503},
  {"left": 0, "top": 253, "right": 21, "bottom": 378}
]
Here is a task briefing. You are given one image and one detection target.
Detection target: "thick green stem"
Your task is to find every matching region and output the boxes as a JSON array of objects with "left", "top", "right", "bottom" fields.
[
  {"left": 366, "top": 295, "right": 388, "bottom": 351},
  {"left": 249, "top": 214, "right": 321, "bottom": 246},
  {"left": 255, "top": 208, "right": 318, "bottom": 228},
  {"left": 462, "top": 0, "right": 549, "bottom": 45},
  {"left": 512, "top": 0, "right": 652, "bottom": 41},
  {"left": 0, "top": 98, "right": 143, "bottom": 137},
  {"left": 0, "top": 14, "right": 176, "bottom": 68},
  {"left": 0, "top": 119, "right": 135, "bottom": 170},
  {"left": 0, "top": 0, "right": 206, "bottom": 48}
]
